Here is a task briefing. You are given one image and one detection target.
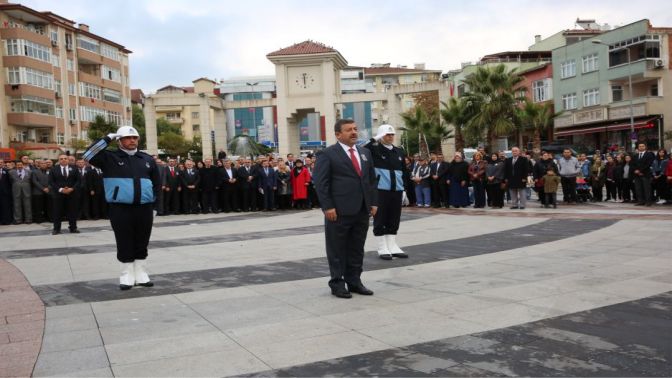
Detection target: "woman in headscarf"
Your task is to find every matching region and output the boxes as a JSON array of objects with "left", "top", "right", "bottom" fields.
[
  {"left": 448, "top": 153, "right": 470, "bottom": 208},
  {"left": 485, "top": 153, "right": 505, "bottom": 208},
  {"left": 290, "top": 159, "right": 311, "bottom": 209}
]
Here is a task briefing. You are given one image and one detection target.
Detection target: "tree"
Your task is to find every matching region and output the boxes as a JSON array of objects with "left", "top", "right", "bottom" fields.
[
  {"left": 440, "top": 97, "right": 468, "bottom": 152},
  {"left": 157, "top": 117, "right": 181, "bottom": 136},
  {"left": 132, "top": 104, "right": 147, "bottom": 149},
  {"left": 400, "top": 106, "right": 453, "bottom": 157},
  {"left": 517, "top": 100, "right": 557, "bottom": 158},
  {"left": 87, "top": 115, "right": 117, "bottom": 142},
  {"left": 158, "top": 132, "right": 192, "bottom": 157},
  {"left": 461, "top": 64, "right": 524, "bottom": 149},
  {"left": 69, "top": 138, "right": 89, "bottom": 157}
]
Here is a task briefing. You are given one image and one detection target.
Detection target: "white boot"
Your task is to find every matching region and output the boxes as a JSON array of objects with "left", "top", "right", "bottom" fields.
[
  {"left": 134, "top": 260, "right": 154, "bottom": 287},
  {"left": 376, "top": 236, "right": 392, "bottom": 260},
  {"left": 119, "top": 263, "right": 135, "bottom": 290},
  {"left": 385, "top": 235, "right": 408, "bottom": 258}
]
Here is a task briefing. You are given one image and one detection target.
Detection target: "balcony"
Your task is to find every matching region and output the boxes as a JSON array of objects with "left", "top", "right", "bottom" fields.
[
  {"left": 0, "top": 23, "right": 50, "bottom": 45},
  {"left": 7, "top": 113, "right": 56, "bottom": 128}
]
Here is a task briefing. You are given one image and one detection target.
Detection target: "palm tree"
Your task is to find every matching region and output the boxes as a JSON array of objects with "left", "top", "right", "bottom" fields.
[
  {"left": 440, "top": 97, "right": 467, "bottom": 152},
  {"left": 518, "top": 100, "right": 557, "bottom": 157},
  {"left": 400, "top": 107, "right": 433, "bottom": 158},
  {"left": 461, "top": 64, "right": 523, "bottom": 149}
]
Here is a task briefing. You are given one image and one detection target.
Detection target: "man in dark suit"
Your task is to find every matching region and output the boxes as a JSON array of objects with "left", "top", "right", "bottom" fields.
[
  {"left": 87, "top": 164, "right": 107, "bottom": 220},
  {"left": 504, "top": 147, "right": 531, "bottom": 209},
  {"left": 75, "top": 159, "right": 90, "bottom": 220},
  {"left": 49, "top": 154, "right": 80, "bottom": 234},
  {"left": 153, "top": 158, "right": 167, "bottom": 216},
  {"left": 9, "top": 161, "right": 32, "bottom": 224},
  {"left": 236, "top": 158, "right": 258, "bottom": 211},
  {"left": 632, "top": 142, "right": 656, "bottom": 206},
  {"left": 163, "top": 158, "right": 181, "bottom": 214},
  {"left": 199, "top": 158, "right": 219, "bottom": 213},
  {"left": 218, "top": 159, "right": 238, "bottom": 212},
  {"left": 31, "top": 159, "right": 51, "bottom": 223},
  {"left": 180, "top": 159, "right": 200, "bottom": 214},
  {"left": 257, "top": 159, "right": 277, "bottom": 211},
  {"left": 313, "top": 119, "right": 378, "bottom": 299},
  {"left": 0, "top": 159, "right": 13, "bottom": 225}
]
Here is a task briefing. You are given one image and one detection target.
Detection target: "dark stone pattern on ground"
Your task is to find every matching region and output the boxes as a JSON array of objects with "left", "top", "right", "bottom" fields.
[
  {"left": 34, "top": 219, "right": 616, "bottom": 306},
  {"left": 237, "top": 292, "right": 672, "bottom": 377}
]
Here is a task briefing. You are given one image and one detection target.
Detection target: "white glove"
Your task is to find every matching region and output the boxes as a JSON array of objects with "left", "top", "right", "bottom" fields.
[
  {"left": 107, "top": 133, "right": 121, "bottom": 140},
  {"left": 258, "top": 188, "right": 264, "bottom": 195},
  {"left": 373, "top": 134, "right": 384, "bottom": 142}
]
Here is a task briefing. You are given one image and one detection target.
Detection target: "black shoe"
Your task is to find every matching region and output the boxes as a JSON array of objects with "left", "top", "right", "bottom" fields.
[
  {"left": 635, "top": 203, "right": 645, "bottom": 206},
  {"left": 379, "top": 254, "right": 393, "bottom": 260},
  {"left": 510, "top": 206, "right": 519, "bottom": 209},
  {"left": 519, "top": 207, "right": 525, "bottom": 210},
  {"left": 119, "top": 284, "right": 132, "bottom": 291},
  {"left": 331, "top": 287, "right": 352, "bottom": 299},
  {"left": 51, "top": 230, "right": 61, "bottom": 235},
  {"left": 348, "top": 284, "right": 374, "bottom": 296},
  {"left": 69, "top": 229, "right": 80, "bottom": 234},
  {"left": 392, "top": 253, "right": 409, "bottom": 258},
  {"left": 135, "top": 281, "right": 154, "bottom": 287}
]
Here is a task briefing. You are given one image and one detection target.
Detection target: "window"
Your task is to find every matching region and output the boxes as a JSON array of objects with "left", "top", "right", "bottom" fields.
[
  {"left": 77, "top": 35, "right": 99, "bottom": 53},
  {"left": 651, "top": 84, "right": 659, "bottom": 97},
  {"left": 103, "top": 88, "right": 121, "bottom": 103},
  {"left": 68, "top": 83, "right": 76, "bottom": 96},
  {"left": 533, "top": 79, "right": 552, "bottom": 102},
  {"left": 39, "top": 131, "right": 50, "bottom": 143},
  {"left": 51, "top": 54, "right": 60, "bottom": 67},
  {"left": 50, "top": 30, "right": 58, "bottom": 44},
  {"left": 562, "top": 93, "right": 577, "bottom": 110},
  {"left": 560, "top": 60, "right": 576, "bottom": 79},
  {"left": 583, "top": 88, "right": 600, "bottom": 107},
  {"left": 192, "top": 124, "right": 200, "bottom": 133},
  {"left": 191, "top": 112, "right": 199, "bottom": 119},
  {"left": 66, "top": 59, "right": 74, "bottom": 71},
  {"left": 101, "top": 65, "right": 121, "bottom": 82},
  {"left": 612, "top": 85, "right": 623, "bottom": 102},
  {"left": 79, "top": 82, "right": 102, "bottom": 99},
  {"left": 55, "top": 106, "right": 64, "bottom": 119},
  {"left": 582, "top": 53, "right": 599, "bottom": 73},
  {"left": 80, "top": 106, "right": 122, "bottom": 125},
  {"left": 6, "top": 67, "right": 53, "bottom": 90},
  {"left": 69, "top": 108, "right": 77, "bottom": 121},
  {"left": 100, "top": 44, "right": 119, "bottom": 61},
  {"left": 166, "top": 112, "right": 181, "bottom": 120},
  {"left": 4, "top": 39, "right": 51, "bottom": 63},
  {"left": 9, "top": 95, "right": 55, "bottom": 115},
  {"left": 65, "top": 34, "right": 73, "bottom": 49},
  {"left": 57, "top": 132, "right": 65, "bottom": 145}
]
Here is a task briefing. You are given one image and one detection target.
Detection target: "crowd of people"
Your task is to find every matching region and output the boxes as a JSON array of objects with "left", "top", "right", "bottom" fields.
[{"left": 1, "top": 143, "right": 670, "bottom": 226}]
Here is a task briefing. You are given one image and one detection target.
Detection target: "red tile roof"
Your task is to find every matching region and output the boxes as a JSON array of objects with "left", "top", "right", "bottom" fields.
[
  {"left": 130, "top": 89, "right": 145, "bottom": 104},
  {"left": 267, "top": 40, "right": 338, "bottom": 57},
  {"left": 364, "top": 67, "right": 441, "bottom": 75}
]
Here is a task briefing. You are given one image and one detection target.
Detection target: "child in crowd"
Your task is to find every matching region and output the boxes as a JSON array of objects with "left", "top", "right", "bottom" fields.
[{"left": 543, "top": 168, "right": 561, "bottom": 208}]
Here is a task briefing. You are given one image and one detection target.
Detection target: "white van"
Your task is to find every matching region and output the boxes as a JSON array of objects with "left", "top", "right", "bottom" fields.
[{"left": 462, "top": 148, "right": 477, "bottom": 163}]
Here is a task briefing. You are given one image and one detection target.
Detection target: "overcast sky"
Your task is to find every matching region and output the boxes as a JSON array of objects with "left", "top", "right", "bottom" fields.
[{"left": 22, "top": 0, "right": 672, "bottom": 93}]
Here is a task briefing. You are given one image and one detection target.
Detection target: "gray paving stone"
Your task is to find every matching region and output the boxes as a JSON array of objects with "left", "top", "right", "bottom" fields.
[
  {"left": 40, "top": 328, "right": 103, "bottom": 353},
  {"left": 33, "top": 346, "right": 110, "bottom": 377},
  {"left": 43, "top": 314, "right": 98, "bottom": 334}
]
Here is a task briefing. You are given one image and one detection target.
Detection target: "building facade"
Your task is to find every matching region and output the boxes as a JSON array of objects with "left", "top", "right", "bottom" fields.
[
  {"left": 0, "top": 2, "right": 132, "bottom": 158},
  {"left": 552, "top": 19, "right": 671, "bottom": 152}
]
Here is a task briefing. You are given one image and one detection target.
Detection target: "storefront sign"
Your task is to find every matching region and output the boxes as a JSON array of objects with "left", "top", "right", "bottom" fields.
[
  {"left": 573, "top": 108, "right": 606, "bottom": 125},
  {"left": 609, "top": 104, "right": 646, "bottom": 120},
  {"left": 554, "top": 115, "right": 573, "bottom": 128}
]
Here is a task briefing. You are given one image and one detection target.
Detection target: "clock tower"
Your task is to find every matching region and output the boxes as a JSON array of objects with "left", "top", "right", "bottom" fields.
[{"left": 267, "top": 41, "right": 348, "bottom": 156}]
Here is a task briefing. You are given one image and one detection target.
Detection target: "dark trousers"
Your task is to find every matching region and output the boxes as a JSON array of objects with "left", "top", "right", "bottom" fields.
[
  {"left": 91, "top": 192, "right": 107, "bottom": 219},
  {"left": 240, "top": 187, "right": 257, "bottom": 211},
  {"left": 32, "top": 193, "right": 49, "bottom": 223},
  {"left": 406, "top": 181, "right": 416, "bottom": 205},
  {"left": 591, "top": 184, "right": 604, "bottom": 201},
  {"left": 373, "top": 190, "right": 402, "bottom": 236},
  {"left": 615, "top": 179, "right": 624, "bottom": 200},
  {"left": 52, "top": 193, "right": 77, "bottom": 231},
  {"left": 486, "top": 183, "right": 504, "bottom": 207},
  {"left": 472, "top": 181, "right": 486, "bottom": 207},
  {"left": 561, "top": 177, "right": 577, "bottom": 202},
  {"left": 109, "top": 203, "right": 154, "bottom": 263},
  {"left": 325, "top": 205, "right": 369, "bottom": 289},
  {"left": 183, "top": 189, "right": 199, "bottom": 213},
  {"left": 219, "top": 187, "right": 237, "bottom": 212},
  {"left": 605, "top": 180, "right": 617, "bottom": 200},
  {"left": 201, "top": 190, "right": 218, "bottom": 213},
  {"left": 622, "top": 179, "right": 634, "bottom": 201},
  {"left": 653, "top": 176, "right": 669, "bottom": 201},
  {"left": 154, "top": 189, "right": 165, "bottom": 215},
  {"left": 79, "top": 190, "right": 91, "bottom": 219},
  {"left": 278, "top": 194, "right": 291, "bottom": 210},
  {"left": 0, "top": 195, "right": 12, "bottom": 225},
  {"left": 545, "top": 193, "right": 557, "bottom": 207},
  {"left": 633, "top": 176, "right": 652, "bottom": 204},
  {"left": 261, "top": 186, "right": 275, "bottom": 210},
  {"left": 164, "top": 188, "right": 180, "bottom": 214}
]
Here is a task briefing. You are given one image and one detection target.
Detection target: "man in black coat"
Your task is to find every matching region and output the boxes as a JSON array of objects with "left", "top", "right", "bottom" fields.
[
  {"left": 218, "top": 159, "right": 238, "bottom": 212},
  {"left": 163, "top": 158, "right": 181, "bottom": 215},
  {"left": 313, "top": 119, "right": 378, "bottom": 299},
  {"left": 49, "top": 154, "right": 80, "bottom": 234},
  {"left": 180, "top": 160, "right": 200, "bottom": 214},
  {"left": 86, "top": 164, "right": 107, "bottom": 219},
  {"left": 236, "top": 158, "right": 258, "bottom": 211},
  {"left": 503, "top": 147, "right": 532, "bottom": 209},
  {"left": 199, "top": 158, "right": 219, "bottom": 213},
  {"left": 631, "top": 142, "right": 656, "bottom": 206},
  {"left": 75, "top": 159, "right": 90, "bottom": 220},
  {"left": 0, "top": 159, "right": 13, "bottom": 225}
]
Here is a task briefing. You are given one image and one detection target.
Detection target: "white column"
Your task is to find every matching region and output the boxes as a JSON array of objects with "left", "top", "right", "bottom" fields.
[
  {"left": 144, "top": 97, "right": 158, "bottom": 154},
  {"left": 200, "top": 100, "right": 213, "bottom": 159},
  {"left": 213, "top": 108, "right": 228, "bottom": 154}
]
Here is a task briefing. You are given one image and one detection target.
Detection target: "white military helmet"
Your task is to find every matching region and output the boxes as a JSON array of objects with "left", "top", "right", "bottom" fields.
[
  {"left": 116, "top": 126, "right": 140, "bottom": 138},
  {"left": 374, "top": 124, "right": 395, "bottom": 140}
]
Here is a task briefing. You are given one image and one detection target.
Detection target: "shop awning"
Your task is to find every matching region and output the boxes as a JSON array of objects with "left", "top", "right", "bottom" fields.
[{"left": 554, "top": 117, "right": 659, "bottom": 137}]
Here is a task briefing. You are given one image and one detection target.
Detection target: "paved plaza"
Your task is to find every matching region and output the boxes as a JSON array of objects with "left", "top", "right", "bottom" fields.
[{"left": 1, "top": 204, "right": 671, "bottom": 377}]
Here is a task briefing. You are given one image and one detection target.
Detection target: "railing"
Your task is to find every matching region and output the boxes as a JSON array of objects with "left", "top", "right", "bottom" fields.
[{"left": 1, "top": 20, "right": 46, "bottom": 36}]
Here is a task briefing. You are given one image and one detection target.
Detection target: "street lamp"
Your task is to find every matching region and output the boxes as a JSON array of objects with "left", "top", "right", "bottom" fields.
[
  {"left": 592, "top": 39, "right": 635, "bottom": 151},
  {"left": 246, "top": 82, "right": 259, "bottom": 141}
]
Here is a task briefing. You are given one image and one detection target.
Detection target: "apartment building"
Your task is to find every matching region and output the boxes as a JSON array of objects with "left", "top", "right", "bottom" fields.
[{"left": 0, "top": 2, "right": 132, "bottom": 158}]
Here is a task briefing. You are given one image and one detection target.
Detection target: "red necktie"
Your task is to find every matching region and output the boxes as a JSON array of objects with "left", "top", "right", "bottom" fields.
[
  {"left": 170, "top": 168, "right": 175, "bottom": 177},
  {"left": 349, "top": 148, "right": 362, "bottom": 176}
]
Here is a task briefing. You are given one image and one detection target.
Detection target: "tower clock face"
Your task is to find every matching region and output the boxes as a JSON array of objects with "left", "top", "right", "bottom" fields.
[{"left": 295, "top": 72, "right": 315, "bottom": 89}]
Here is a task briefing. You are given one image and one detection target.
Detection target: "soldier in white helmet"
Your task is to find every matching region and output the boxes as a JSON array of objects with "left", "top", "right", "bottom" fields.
[
  {"left": 364, "top": 125, "right": 409, "bottom": 260},
  {"left": 83, "top": 126, "right": 161, "bottom": 290}
]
